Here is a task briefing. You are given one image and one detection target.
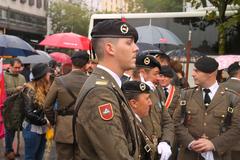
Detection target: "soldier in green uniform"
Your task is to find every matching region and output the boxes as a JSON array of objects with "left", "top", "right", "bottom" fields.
[
  {"left": 44, "top": 51, "right": 90, "bottom": 160},
  {"left": 133, "top": 54, "right": 174, "bottom": 160},
  {"left": 122, "top": 80, "right": 153, "bottom": 160},
  {"left": 222, "top": 61, "right": 240, "bottom": 159},
  {"left": 173, "top": 57, "right": 240, "bottom": 160},
  {"left": 73, "top": 20, "right": 140, "bottom": 159}
]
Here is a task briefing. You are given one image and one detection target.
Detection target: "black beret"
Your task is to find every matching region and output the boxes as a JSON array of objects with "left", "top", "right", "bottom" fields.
[
  {"left": 32, "top": 63, "right": 50, "bottom": 80},
  {"left": 91, "top": 20, "right": 138, "bottom": 42},
  {"left": 228, "top": 61, "right": 240, "bottom": 74},
  {"left": 194, "top": 57, "right": 218, "bottom": 73},
  {"left": 160, "top": 66, "right": 174, "bottom": 78},
  {"left": 136, "top": 55, "right": 161, "bottom": 70},
  {"left": 71, "top": 51, "right": 89, "bottom": 61},
  {"left": 122, "top": 81, "right": 150, "bottom": 94}
]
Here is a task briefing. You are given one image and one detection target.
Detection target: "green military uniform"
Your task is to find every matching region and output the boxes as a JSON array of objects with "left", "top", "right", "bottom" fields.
[
  {"left": 74, "top": 67, "right": 140, "bottom": 159},
  {"left": 222, "top": 78, "right": 240, "bottom": 160},
  {"left": 44, "top": 70, "right": 88, "bottom": 159},
  {"left": 173, "top": 85, "right": 240, "bottom": 160},
  {"left": 141, "top": 87, "right": 174, "bottom": 160}
]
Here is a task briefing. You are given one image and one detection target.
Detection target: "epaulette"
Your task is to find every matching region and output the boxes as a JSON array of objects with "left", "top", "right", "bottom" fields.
[
  {"left": 224, "top": 87, "right": 240, "bottom": 96},
  {"left": 95, "top": 76, "right": 109, "bottom": 86},
  {"left": 181, "top": 86, "right": 198, "bottom": 92}
]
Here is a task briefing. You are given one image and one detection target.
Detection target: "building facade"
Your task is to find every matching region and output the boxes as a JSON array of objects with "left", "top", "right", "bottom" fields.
[{"left": 0, "top": 0, "right": 47, "bottom": 48}]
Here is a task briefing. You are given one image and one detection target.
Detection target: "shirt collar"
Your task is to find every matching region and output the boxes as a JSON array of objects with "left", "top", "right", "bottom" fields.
[
  {"left": 97, "top": 65, "right": 122, "bottom": 88},
  {"left": 135, "top": 114, "right": 142, "bottom": 123},
  {"left": 230, "top": 77, "right": 240, "bottom": 81}
]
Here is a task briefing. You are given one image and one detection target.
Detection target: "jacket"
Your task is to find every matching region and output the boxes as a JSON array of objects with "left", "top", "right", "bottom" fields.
[
  {"left": 74, "top": 67, "right": 140, "bottom": 160},
  {"left": 44, "top": 70, "right": 88, "bottom": 144},
  {"left": 22, "top": 87, "right": 47, "bottom": 126}
]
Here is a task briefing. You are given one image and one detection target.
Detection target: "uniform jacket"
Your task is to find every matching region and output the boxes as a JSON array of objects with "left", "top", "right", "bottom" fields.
[
  {"left": 160, "top": 85, "right": 180, "bottom": 117},
  {"left": 141, "top": 87, "right": 174, "bottom": 160},
  {"left": 74, "top": 67, "right": 140, "bottom": 160},
  {"left": 4, "top": 71, "right": 26, "bottom": 96},
  {"left": 222, "top": 78, "right": 240, "bottom": 94},
  {"left": 173, "top": 85, "right": 240, "bottom": 160},
  {"left": 222, "top": 78, "right": 240, "bottom": 152},
  {"left": 44, "top": 70, "right": 88, "bottom": 144}
]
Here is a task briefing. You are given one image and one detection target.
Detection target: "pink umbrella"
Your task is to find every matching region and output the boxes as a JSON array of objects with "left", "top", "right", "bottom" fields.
[
  {"left": 39, "top": 32, "right": 90, "bottom": 50},
  {"left": 215, "top": 55, "right": 240, "bottom": 70},
  {"left": 49, "top": 52, "right": 72, "bottom": 64}
]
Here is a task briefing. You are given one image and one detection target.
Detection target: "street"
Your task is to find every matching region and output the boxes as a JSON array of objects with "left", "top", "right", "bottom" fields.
[{"left": 0, "top": 132, "right": 56, "bottom": 160}]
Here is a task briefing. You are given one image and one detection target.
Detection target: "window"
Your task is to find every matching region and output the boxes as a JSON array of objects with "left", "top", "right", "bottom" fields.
[
  {"left": 29, "top": 0, "right": 34, "bottom": 6},
  {"left": 37, "top": 0, "right": 42, "bottom": 8},
  {"left": 44, "top": 0, "right": 48, "bottom": 10},
  {"left": 20, "top": 0, "right": 26, "bottom": 4}
]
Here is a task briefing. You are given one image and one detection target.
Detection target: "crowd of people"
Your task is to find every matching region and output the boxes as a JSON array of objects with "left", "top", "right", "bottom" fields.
[{"left": 2, "top": 19, "right": 240, "bottom": 160}]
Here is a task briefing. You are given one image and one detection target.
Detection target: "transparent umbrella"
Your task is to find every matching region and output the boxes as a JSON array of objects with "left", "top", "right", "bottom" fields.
[{"left": 136, "top": 25, "right": 183, "bottom": 46}]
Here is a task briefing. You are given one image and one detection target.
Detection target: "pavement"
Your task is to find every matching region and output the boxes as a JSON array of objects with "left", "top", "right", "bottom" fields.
[{"left": 0, "top": 132, "right": 56, "bottom": 160}]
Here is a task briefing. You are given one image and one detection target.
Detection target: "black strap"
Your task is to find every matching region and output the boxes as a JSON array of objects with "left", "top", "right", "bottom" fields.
[{"left": 59, "top": 77, "right": 77, "bottom": 111}]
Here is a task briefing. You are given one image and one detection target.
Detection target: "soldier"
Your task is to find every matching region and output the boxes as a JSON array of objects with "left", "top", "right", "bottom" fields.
[
  {"left": 173, "top": 57, "right": 240, "bottom": 160},
  {"left": 122, "top": 80, "right": 153, "bottom": 160},
  {"left": 223, "top": 61, "right": 240, "bottom": 93},
  {"left": 44, "top": 51, "right": 90, "bottom": 160},
  {"left": 133, "top": 54, "right": 174, "bottom": 160},
  {"left": 159, "top": 66, "right": 180, "bottom": 117},
  {"left": 222, "top": 61, "right": 240, "bottom": 159},
  {"left": 73, "top": 20, "right": 140, "bottom": 159}
]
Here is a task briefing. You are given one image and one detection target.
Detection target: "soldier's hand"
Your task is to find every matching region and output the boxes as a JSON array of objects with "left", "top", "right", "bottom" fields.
[{"left": 191, "top": 138, "right": 215, "bottom": 153}]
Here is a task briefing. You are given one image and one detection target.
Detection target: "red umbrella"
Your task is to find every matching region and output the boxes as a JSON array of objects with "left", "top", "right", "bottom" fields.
[
  {"left": 49, "top": 52, "right": 72, "bottom": 64},
  {"left": 39, "top": 32, "right": 90, "bottom": 50}
]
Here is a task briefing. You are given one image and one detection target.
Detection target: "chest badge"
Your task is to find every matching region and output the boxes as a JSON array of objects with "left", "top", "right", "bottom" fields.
[{"left": 98, "top": 103, "right": 114, "bottom": 121}]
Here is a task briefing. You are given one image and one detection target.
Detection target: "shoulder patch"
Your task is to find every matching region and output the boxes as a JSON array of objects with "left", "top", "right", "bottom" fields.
[
  {"left": 95, "top": 80, "right": 108, "bottom": 86},
  {"left": 98, "top": 103, "right": 114, "bottom": 121}
]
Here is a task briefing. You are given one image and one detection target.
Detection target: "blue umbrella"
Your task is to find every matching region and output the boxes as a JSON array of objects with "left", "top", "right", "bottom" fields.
[{"left": 0, "top": 35, "right": 37, "bottom": 56}]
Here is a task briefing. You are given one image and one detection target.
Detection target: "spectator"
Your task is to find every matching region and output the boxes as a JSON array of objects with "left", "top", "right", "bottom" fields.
[
  {"left": 22, "top": 63, "right": 51, "bottom": 160},
  {"left": 4, "top": 58, "right": 26, "bottom": 160}
]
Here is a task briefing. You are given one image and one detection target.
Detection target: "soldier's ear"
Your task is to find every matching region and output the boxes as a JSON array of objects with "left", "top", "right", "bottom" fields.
[{"left": 129, "top": 99, "right": 137, "bottom": 108}]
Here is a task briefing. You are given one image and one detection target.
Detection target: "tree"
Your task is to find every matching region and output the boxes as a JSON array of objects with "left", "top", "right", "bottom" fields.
[
  {"left": 188, "top": 0, "right": 240, "bottom": 54},
  {"left": 127, "top": 0, "right": 182, "bottom": 13},
  {"left": 49, "top": 1, "right": 90, "bottom": 36}
]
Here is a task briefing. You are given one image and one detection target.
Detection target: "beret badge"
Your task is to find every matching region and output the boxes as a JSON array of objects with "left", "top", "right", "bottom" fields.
[
  {"left": 139, "top": 83, "right": 146, "bottom": 91},
  {"left": 120, "top": 24, "right": 129, "bottom": 34}
]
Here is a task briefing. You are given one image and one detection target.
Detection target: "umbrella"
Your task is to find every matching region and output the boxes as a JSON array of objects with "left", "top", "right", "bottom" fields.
[
  {"left": 49, "top": 52, "right": 71, "bottom": 64},
  {"left": 215, "top": 55, "right": 240, "bottom": 70},
  {"left": 166, "top": 48, "right": 205, "bottom": 63},
  {"left": 0, "top": 35, "right": 37, "bottom": 56},
  {"left": 18, "top": 50, "right": 52, "bottom": 64},
  {"left": 39, "top": 32, "right": 90, "bottom": 50},
  {"left": 136, "top": 25, "right": 184, "bottom": 46},
  {"left": 137, "top": 42, "right": 162, "bottom": 56}
]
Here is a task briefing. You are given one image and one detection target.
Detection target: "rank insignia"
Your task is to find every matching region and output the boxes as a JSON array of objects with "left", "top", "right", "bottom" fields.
[{"left": 98, "top": 103, "right": 114, "bottom": 120}]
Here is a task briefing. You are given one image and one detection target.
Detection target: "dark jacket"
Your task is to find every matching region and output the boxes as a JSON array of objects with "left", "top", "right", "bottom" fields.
[{"left": 22, "top": 87, "right": 47, "bottom": 126}]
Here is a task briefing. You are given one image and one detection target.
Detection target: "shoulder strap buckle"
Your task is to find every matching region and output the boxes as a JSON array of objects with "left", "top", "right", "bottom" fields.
[
  {"left": 144, "top": 144, "right": 151, "bottom": 153},
  {"left": 180, "top": 100, "right": 186, "bottom": 106},
  {"left": 227, "top": 107, "right": 234, "bottom": 113}
]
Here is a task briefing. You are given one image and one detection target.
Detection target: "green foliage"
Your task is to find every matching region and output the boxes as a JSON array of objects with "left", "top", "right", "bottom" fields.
[
  {"left": 128, "top": 0, "right": 182, "bottom": 13},
  {"left": 49, "top": 1, "right": 90, "bottom": 36}
]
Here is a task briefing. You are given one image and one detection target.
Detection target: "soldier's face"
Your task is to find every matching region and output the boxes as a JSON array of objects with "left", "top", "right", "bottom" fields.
[
  {"left": 132, "top": 93, "right": 152, "bottom": 118},
  {"left": 192, "top": 68, "right": 211, "bottom": 86},
  {"left": 159, "top": 75, "right": 171, "bottom": 87},
  {"left": 144, "top": 67, "right": 160, "bottom": 85},
  {"left": 115, "top": 38, "right": 139, "bottom": 71}
]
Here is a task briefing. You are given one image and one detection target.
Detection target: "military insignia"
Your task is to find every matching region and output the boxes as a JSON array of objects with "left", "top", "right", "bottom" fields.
[
  {"left": 139, "top": 83, "right": 146, "bottom": 91},
  {"left": 144, "top": 57, "right": 150, "bottom": 65},
  {"left": 96, "top": 80, "right": 108, "bottom": 85},
  {"left": 98, "top": 103, "right": 114, "bottom": 120},
  {"left": 120, "top": 24, "right": 129, "bottom": 34}
]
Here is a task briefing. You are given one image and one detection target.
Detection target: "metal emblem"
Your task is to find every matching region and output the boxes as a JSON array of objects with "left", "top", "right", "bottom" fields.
[
  {"left": 144, "top": 57, "right": 150, "bottom": 65},
  {"left": 120, "top": 24, "right": 129, "bottom": 34},
  {"left": 139, "top": 83, "right": 146, "bottom": 91}
]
